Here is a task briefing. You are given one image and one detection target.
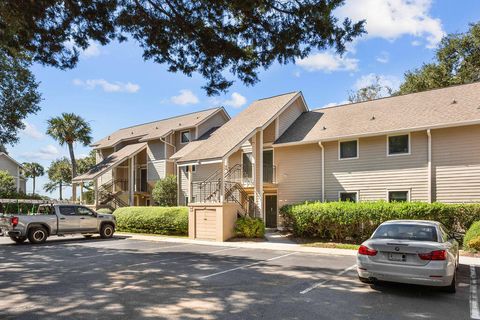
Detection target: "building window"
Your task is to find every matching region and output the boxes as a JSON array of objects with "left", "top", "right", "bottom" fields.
[
  {"left": 339, "top": 192, "right": 358, "bottom": 202},
  {"left": 388, "top": 191, "right": 409, "bottom": 202},
  {"left": 339, "top": 140, "right": 358, "bottom": 159},
  {"left": 185, "top": 165, "right": 196, "bottom": 173},
  {"left": 388, "top": 134, "right": 409, "bottom": 155},
  {"left": 180, "top": 130, "right": 190, "bottom": 144}
]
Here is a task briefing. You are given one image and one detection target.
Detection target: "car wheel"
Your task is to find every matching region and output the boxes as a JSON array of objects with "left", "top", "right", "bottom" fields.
[
  {"left": 100, "top": 224, "right": 115, "bottom": 239},
  {"left": 444, "top": 272, "right": 456, "bottom": 294},
  {"left": 358, "top": 276, "right": 373, "bottom": 284},
  {"left": 27, "top": 226, "right": 48, "bottom": 244},
  {"left": 9, "top": 236, "right": 27, "bottom": 244}
]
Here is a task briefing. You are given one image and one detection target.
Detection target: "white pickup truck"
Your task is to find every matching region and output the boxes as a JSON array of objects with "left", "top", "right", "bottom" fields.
[{"left": 0, "top": 204, "right": 116, "bottom": 244}]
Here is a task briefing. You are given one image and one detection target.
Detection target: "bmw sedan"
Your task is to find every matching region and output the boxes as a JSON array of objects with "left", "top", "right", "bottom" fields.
[{"left": 357, "top": 220, "right": 459, "bottom": 293}]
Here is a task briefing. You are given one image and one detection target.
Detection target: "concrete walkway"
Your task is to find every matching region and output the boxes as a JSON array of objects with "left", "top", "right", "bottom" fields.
[{"left": 118, "top": 232, "right": 480, "bottom": 265}]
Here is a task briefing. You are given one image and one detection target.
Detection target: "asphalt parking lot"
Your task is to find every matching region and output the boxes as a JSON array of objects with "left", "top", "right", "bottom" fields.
[{"left": 0, "top": 235, "right": 476, "bottom": 320}]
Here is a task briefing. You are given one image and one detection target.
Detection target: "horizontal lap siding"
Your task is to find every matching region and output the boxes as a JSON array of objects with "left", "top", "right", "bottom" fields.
[
  {"left": 197, "top": 112, "right": 227, "bottom": 137},
  {"left": 278, "top": 100, "right": 304, "bottom": 137},
  {"left": 324, "top": 132, "right": 429, "bottom": 202},
  {"left": 433, "top": 125, "right": 480, "bottom": 203},
  {"left": 275, "top": 144, "right": 322, "bottom": 206},
  {"left": 147, "top": 140, "right": 166, "bottom": 182}
]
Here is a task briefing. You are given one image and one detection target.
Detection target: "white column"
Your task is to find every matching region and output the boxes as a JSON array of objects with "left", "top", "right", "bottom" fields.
[
  {"left": 253, "top": 131, "right": 263, "bottom": 218},
  {"left": 220, "top": 160, "right": 226, "bottom": 203},
  {"left": 80, "top": 182, "right": 84, "bottom": 204},
  {"left": 72, "top": 183, "right": 77, "bottom": 203},
  {"left": 176, "top": 164, "right": 180, "bottom": 206},
  {"left": 16, "top": 167, "right": 20, "bottom": 192}
]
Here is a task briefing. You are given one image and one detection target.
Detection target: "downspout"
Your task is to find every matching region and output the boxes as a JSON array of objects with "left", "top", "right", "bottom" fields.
[
  {"left": 318, "top": 142, "right": 325, "bottom": 202},
  {"left": 427, "top": 129, "right": 432, "bottom": 203}
]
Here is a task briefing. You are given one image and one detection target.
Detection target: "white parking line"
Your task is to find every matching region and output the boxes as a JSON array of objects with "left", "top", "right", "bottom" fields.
[
  {"left": 471, "top": 266, "right": 480, "bottom": 320},
  {"left": 300, "top": 264, "right": 357, "bottom": 294},
  {"left": 199, "top": 252, "right": 297, "bottom": 280}
]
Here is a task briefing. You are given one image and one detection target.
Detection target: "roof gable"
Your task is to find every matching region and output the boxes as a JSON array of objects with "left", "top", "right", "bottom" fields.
[
  {"left": 0, "top": 153, "right": 23, "bottom": 168},
  {"left": 177, "top": 92, "right": 305, "bottom": 163}
]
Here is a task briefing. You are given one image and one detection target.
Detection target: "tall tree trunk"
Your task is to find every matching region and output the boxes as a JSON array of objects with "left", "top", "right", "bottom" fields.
[
  {"left": 32, "top": 176, "right": 36, "bottom": 196},
  {"left": 59, "top": 181, "right": 63, "bottom": 200},
  {"left": 67, "top": 142, "right": 77, "bottom": 178}
]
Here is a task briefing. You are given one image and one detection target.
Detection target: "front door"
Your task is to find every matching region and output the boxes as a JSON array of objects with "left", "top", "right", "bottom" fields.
[
  {"left": 264, "top": 195, "right": 277, "bottom": 228},
  {"left": 57, "top": 205, "right": 82, "bottom": 233},
  {"left": 76, "top": 206, "right": 98, "bottom": 232}
]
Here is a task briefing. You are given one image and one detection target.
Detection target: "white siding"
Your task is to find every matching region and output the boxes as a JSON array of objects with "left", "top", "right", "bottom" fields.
[
  {"left": 147, "top": 140, "right": 166, "bottom": 182},
  {"left": 433, "top": 125, "right": 480, "bottom": 203},
  {"left": 277, "top": 100, "right": 304, "bottom": 138},
  {"left": 324, "top": 132, "right": 429, "bottom": 202},
  {"left": 0, "top": 155, "right": 18, "bottom": 176}
]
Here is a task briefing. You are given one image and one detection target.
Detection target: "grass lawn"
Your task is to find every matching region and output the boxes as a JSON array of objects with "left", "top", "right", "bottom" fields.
[{"left": 293, "top": 238, "right": 360, "bottom": 250}]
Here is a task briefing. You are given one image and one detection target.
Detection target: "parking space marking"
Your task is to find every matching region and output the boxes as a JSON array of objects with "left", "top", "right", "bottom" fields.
[
  {"left": 199, "top": 252, "right": 297, "bottom": 280},
  {"left": 300, "top": 264, "right": 357, "bottom": 294},
  {"left": 471, "top": 266, "right": 480, "bottom": 320}
]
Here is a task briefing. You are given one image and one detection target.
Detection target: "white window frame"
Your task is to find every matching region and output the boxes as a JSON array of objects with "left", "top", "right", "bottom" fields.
[
  {"left": 387, "top": 133, "right": 411, "bottom": 157},
  {"left": 338, "top": 191, "right": 359, "bottom": 202},
  {"left": 241, "top": 151, "right": 254, "bottom": 186},
  {"left": 180, "top": 130, "right": 191, "bottom": 144},
  {"left": 338, "top": 139, "right": 359, "bottom": 160},
  {"left": 386, "top": 189, "right": 411, "bottom": 202}
]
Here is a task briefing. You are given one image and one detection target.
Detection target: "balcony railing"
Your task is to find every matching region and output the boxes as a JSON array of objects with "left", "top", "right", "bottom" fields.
[{"left": 242, "top": 164, "right": 276, "bottom": 185}]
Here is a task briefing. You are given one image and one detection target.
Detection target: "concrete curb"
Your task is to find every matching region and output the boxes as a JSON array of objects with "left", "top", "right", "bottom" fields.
[{"left": 118, "top": 233, "right": 480, "bottom": 265}]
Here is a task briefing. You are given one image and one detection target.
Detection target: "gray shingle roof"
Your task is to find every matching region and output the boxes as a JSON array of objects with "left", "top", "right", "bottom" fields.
[
  {"left": 275, "top": 82, "right": 480, "bottom": 145},
  {"left": 177, "top": 92, "right": 301, "bottom": 163},
  {"left": 92, "top": 107, "right": 225, "bottom": 149}
]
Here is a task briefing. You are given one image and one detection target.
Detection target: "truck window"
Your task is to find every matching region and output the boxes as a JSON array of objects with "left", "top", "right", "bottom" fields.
[
  {"left": 59, "top": 206, "right": 76, "bottom": 216},
  {"left": 76, "top": 207, "right": 95, "bottom": 216},
  {"left": 38, "top": 206, "right": 54, "bottom": 215}
]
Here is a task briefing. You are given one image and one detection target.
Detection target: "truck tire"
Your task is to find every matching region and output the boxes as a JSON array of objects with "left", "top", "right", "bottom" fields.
[
  {"left": 10, "top": 236, "right": 27, "bottom": 244},
  {"left": 28, "top": 226, "right": 48, "bottom": 244},
  {"left": 100, "top": 223, "right": 115, "bottom": 239}
]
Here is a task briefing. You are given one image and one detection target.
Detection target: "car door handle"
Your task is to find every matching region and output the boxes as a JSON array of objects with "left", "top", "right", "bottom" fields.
[
  {"left": 80, "top": 217, "right": 85, "bottom": 220},
  {"left": 60, "top": 217, "right": 66, "bottom": 220}
]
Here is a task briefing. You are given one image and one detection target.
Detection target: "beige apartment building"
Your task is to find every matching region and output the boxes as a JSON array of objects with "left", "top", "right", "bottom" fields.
[{"left": 77, "top": 82, "right": 480, "bottom": 241}]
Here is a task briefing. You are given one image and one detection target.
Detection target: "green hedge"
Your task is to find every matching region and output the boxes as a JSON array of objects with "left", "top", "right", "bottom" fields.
[
  {"left": 280, "top": 201, "right": 480, "bottom": 243},
  {"left": 234, "top": 217, "right": 265, "bottom": 238},
  {"left": 113, "top": 206, "right": 188, "bottom": 235},
  {"left": 464, "top": 221, "right": 480, "bottom": 251}
]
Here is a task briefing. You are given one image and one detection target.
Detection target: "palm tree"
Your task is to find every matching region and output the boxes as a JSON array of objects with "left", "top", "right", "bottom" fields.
[
  {"left": 46, "top": 113, "right": 92, "bottom": 179},
  {"left": 22, "top": 162, "right": 44, "bottom": 195},
  {"left": 44, "top": 158, "right": 71, "bottom": 200}
]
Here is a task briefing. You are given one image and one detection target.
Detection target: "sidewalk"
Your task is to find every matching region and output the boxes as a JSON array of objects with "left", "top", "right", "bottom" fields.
[{"left": 119, "top": 232, "right": 480, "bottom": 265}]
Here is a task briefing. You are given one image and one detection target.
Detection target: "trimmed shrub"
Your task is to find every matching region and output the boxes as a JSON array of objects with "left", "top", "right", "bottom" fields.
[
  {"left": 281, "top": 201, "right": 480, "bottom": 243},
  {"left": 96, "top": 208, "right": 113, "bottom": 214},
  {"left": 464, "top": 221, "right": 480, "bottom": 251},
  {"left": 468, "top": 237, "right": 480, "bottom": 252},
  {"left": 152, "top": 175, "right": 177, "bottom": 206},
  {"left": 234, "top": 216, "right": 265, "bottom": 238},
  {"left": 114, "top": 206, "right": 188, "bottom": 235}
]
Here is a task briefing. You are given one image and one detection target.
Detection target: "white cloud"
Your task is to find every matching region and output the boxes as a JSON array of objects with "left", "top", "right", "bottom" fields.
[
  {"left": 354, "top": 73, "right": 401, "bottom": 93},
  {"left": 297, "top": 52, "right": 358, "bottom": 72},
  {"left": 411, "top": 40, "right": 422, "bottom": 46},
  {"left": 170, "top": 90, "right": 199, "bottom": 105},
  {"left": 223, "top": 92, "right": 247, "bottom": 108},
  {"left": 82, "top": 42, "right": 102, "bottom": 58},
  {"left": 293, "top": 70, "right": 301, "bottom": 78},
  {"left": 337, "top": 0, "right": 445, "bottom": 49},
  {"left": 376, "top": 51, "right": 389, "bottom": 64},
  {"left": 73, "top": 79, "right": 140, "bottom": 93},
  {"left": 21, "top": 121, "right": 44, "bottom": 140},
  {"left": 21, "top": 145, "right": 61, "bottom": 161}
]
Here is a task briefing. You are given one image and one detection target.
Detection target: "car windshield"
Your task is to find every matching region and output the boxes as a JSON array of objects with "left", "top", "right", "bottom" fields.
[{"left": 372, "top": 224, "right": 438, "bottom": 242}]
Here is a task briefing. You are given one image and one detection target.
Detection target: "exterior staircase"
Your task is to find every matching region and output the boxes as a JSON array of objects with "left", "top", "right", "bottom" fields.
[{"left": 98, "top": 179, "right": 128, "bottom": 208}]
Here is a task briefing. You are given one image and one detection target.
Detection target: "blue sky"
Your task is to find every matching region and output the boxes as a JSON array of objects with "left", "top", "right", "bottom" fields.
[{"left": 7, "top": 0, "right": 480, "bottom": 198}]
